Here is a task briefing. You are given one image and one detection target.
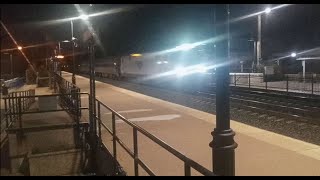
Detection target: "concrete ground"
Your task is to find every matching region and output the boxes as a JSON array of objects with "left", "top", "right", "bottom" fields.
[{"left": 59, "top": 72, "right": 320, "bottom": 175}]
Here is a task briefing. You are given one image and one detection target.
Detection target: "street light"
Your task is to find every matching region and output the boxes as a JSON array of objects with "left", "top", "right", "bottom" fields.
[
  {"left": 257, "top": 7, "right": 272, "bottom": 67},
  {"left": 291, "top": 52, "right": 297, "bottom": 58},
  {"left": 69, "top": 14, "right": 88, "bottom": 85},
  {"left": 265, "top": 7, "right": 272, "bottom": 14},
  {"left": 17, "top": 46, "right": 22, "bottom": 50},
  {"left": 3, "top": 53, "right": 13, "bottom": 78}
]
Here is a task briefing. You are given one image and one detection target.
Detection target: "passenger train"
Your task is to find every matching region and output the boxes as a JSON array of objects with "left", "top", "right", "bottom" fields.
[{"left": 79, "top": 43, "right": 217, "bottom": 91}]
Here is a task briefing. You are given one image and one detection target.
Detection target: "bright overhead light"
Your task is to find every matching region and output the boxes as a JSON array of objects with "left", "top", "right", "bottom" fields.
[
  {"left": 174, "top": 67, "right": 187, "bottom": 77},
  {"left": 79, "top": 14, "right": 89, "bottom": 20},
  {"left": 175, "top": 43, "right": 196, "bottom": 51},
  {"left": 17, "top": 46, "right": 22, "bottom": 50},
  {"left": 291, "top": 52, "right": 297, "bottom": 58},
  {"left": 265, "top": 7, "right": 272, "bottom": 14},
  {"left": 195, "top": 65, "right": 207, "bottom": 73}
]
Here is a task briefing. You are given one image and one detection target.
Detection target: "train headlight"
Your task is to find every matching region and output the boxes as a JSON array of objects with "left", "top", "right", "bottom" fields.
[
  {"left": 195, "top": 65, "right": 207, "bottom": 73},
  {"left": 174, "top": 67, "right": 187, "bottom": 77}
]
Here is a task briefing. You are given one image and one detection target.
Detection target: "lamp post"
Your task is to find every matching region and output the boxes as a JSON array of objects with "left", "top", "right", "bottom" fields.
[
  {"left": 257, "top": 7, "right": 271, "bottom": 67},
  {"left": 210, "top": 4, "right": 237, "bottom": 176},
  {"left": 70, "top": 14, "right": 88, "bottom": 85},
  {"left": 248, "top": 39, "right": 257, "bottom": 72},
  {"left": 71, "top": 20, "right": 76, "bottom": 85},
  {"left": 3, "top": 53, "right": 13, "bottom": 78}
]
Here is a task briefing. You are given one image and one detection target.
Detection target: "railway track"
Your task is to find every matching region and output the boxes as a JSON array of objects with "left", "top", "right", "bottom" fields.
[{"left": 88, "top": 74, "right": 320, "bottom": 125}]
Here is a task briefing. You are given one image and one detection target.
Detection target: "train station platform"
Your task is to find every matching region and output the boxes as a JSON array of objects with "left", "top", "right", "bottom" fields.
[{"left": 62, "top": 71, "right": 320, "bottom": 176}]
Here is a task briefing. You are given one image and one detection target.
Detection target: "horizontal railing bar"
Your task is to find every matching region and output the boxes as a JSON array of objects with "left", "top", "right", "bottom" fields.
[
  {"left": 6, "top": 122, "right": 89, "bottom": 133},
  {"left": 100, "top": 121, "right": 113, "bottom": 135},
  {"left": 137, "top": 159, "right": 156, "bottom": 176},
  {"left": 3, "top": 92, "right": 89, "bottom": 99},
  {"left": 96, "top": 99, "right": 214, "bottom": 176},
  {"left": 5, "top": 107, "right": 88, "bottom": 116},
  {"left": 116, "top": 137, "right": 134, "bottom": 159}
]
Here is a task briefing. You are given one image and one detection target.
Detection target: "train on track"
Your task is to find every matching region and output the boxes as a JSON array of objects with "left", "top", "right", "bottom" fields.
[{"left": 78, "top": 43, "right": 218, "bottom": 90}]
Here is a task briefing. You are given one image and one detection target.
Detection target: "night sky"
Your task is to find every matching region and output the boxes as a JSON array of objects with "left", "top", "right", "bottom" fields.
[{"left": 1, "top": 4, "right": 320, "bottom": 62}]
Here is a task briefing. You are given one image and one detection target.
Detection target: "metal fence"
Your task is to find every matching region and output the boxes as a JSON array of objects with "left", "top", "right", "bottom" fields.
[
  {"left": 93, "top": 99, "right": 215, "bottom": 176},
  {"left": 53, "top": 73, "right": 81, "bottom": 118},
  {"left": 3, "top": 89, "right": 35, "bottom": 129},
  {"left": 230, "top": 73, "right": 320, "bottom": 95}
]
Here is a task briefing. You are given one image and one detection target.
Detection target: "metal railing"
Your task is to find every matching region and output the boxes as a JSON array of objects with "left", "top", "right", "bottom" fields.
[
  {"left": 229, "top": 73, "right": 320, "bottom": 96},
  {"left": 94, "top": 99, "right": 215, "bottom": 176},
  {"left": 53, "top": 73, "right": 81, "bottom": 118},
  {"left": 3, "top": 89, "right": 36, "bottom": 129}
]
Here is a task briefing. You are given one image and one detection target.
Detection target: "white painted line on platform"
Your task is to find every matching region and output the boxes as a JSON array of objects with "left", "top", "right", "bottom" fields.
[
  {"left": 104, "top": 109, "right": 153, "bottom": 115},
  {"left": 116, "top": 114, "right": 181, "bottom": 123}
]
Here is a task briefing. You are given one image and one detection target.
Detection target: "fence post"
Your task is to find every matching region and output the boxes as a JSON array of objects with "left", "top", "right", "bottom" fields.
[
  {"left": 112, "top": 112, "right": 117, "bottom": 175},
  {"left": 133, "top": 128, "right": 139, "bottom": 176},
  {"left": 184, "top": 163, "right": 191, "bottom": 176},
  {"left": 97, "top": 102, "right": 101, "bottom": 145},
  {"left": 265, "top": 76, "right": 268, "bottom": 90},
  {"left": 4, "top": 98, "right": 8, "bottom": 127},
  {"left": 286, "top": 75, "right": 289, "bottom": 94},
  {"left": 234, "top": 73, "right": 237, "bottom": 86},
  {"left": 311, "top": 74, "right": 314, "bottom": 95},
  {"left": 248, "top": 73, "right": 251, "bottom": 88},
  {"left": 18, "top": 97, "right": 23, "bottom": 137},
  {"left": 9, "top": 94, "right": 12, "bottom": 124}
]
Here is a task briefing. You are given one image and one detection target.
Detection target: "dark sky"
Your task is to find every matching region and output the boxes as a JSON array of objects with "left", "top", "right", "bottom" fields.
[{"left": 2, "top": 4, "right": 320, "bottom": 59}]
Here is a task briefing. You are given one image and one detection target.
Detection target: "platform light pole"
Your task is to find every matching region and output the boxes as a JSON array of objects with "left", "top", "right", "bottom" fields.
[
  {"left": 210, "top": 4, "right": 237, "bottom": 176},
  {"left": 70, "top": 14, "right": 88, "bottom": 85},
  {"left": 248, "top": 39, "right": 256, "bottom": 72},
  {"left": 257, "top": 7, "right": 271, "bottom": 67},
  {"left": 71, "top": 20, "right": 76, "bottom": 85}
]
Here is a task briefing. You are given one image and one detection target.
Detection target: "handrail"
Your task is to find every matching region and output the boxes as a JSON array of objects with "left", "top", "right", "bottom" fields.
[
  {"left": 96, "top": 99, "right": 215, "bottom": 176},
  {"left": 2, "top": 89, "right": 36, "bottom": 130},
  {"left": 3, "top": 92, "right": 89, "bottom": 100}
]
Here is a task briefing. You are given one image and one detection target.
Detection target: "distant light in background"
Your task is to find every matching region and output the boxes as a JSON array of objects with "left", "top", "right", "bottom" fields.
[
  {"left": 291, "top": 52, "right": 297, "bottom": 57},
  {"left": 163, "top": 61, "right": 168, "bottom": 64},
  {"left": 229, "top": 4, "right": 291, "bottom": 24},
  {"left": 0, "top": 20, "right": 36, "bottom": 73},
  {"left": 17, "top": 46, "right": 23, "bottom": 50},
  {"left": 56, "top": 55, "right": 64, "bottom": 59},
  {"left": 131, "top": 53, "right": 142, "bottom": 57},
  {"left": 26, "top": 5, "right": 137, "bottom": 27},
  {"left": 157, "top": 61, "right": 162, "bottom": 64}
]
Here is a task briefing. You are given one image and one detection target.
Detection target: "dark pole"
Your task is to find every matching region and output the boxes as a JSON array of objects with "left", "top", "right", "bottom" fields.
[
  {"left": 71, "top": 20, "right": 76, "bottom": 85},
  {"left": 88, "top": 35, "right": 97, "bottom": 172},
  {"left": 210, "top": 4, "right": 237, "bottom": 176}
]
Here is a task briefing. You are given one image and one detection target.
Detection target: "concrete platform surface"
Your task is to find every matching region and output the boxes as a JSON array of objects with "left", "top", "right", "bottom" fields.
[{"left": 60, "top": 72, "right": 320, "bottom": 175}]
